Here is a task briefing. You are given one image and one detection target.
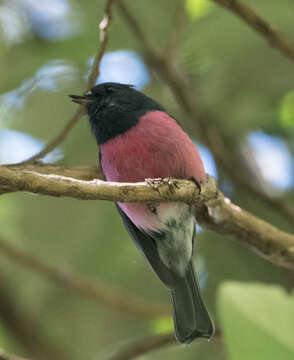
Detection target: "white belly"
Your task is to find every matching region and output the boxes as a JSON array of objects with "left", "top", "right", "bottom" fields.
[{"left": 156, "top": 203, "right": 195, "bottom": 276}]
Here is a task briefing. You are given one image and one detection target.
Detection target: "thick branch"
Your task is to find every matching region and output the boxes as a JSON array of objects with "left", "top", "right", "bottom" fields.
[
  {"left": 20, "top": 0, "right": 116, "bottom": 164},
  {"left": 1, "top": 164, "right": 294, "bottom": 270},
  {"left": 213, "top": 0, "right": 294, "bottom": 62},
  {"left": 7, "top": 162, "right": 104, "bottom": 181},
  {"left": 0, "top": 164, "right": 203, "bottom": 202}
]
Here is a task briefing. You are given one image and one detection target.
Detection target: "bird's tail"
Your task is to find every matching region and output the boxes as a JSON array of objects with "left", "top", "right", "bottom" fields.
[{"left": 170, "top": 262, "right": 214, "bottom": 344}]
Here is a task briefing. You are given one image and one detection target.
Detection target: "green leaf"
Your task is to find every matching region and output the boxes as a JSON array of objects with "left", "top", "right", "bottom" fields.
[
  {"left": 218, "top": 282, "right": 294, "bottom": 360},
  {"left": 150, "top": 316, "right": 173, "bottom": 335},
  {"left": 280, "top": 90, "right": 294, "bottom": 128},
  {"left": 186, "top": 0, "right": 212, "bottom": 20}
]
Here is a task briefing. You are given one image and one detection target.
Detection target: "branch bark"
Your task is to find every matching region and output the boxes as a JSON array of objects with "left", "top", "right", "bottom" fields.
[
  {"left": 1, "top": 164, "right": 294, "bottom": 270},
  {"left": 212, "top": 0, "right": 294, "bottom": 62}
]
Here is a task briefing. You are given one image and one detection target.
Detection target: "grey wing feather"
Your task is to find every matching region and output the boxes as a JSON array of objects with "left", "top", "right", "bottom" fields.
[{"left": 116, "top": 204, "right": 174, "bottom": 286}]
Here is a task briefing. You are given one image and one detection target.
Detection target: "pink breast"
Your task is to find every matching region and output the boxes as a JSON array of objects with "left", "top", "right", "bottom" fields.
[{"left": 100, "top": 110, "right": 205, "bottom": 230}]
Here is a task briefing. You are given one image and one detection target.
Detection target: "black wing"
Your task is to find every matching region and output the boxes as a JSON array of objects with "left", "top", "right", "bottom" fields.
[{"left": 116, "top": 204, "right": 174, "bottom": 287}]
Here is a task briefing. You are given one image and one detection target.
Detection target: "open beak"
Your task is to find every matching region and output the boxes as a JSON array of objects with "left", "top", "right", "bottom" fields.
[{"left": 69, "top": 94, "right": 93, "bottom": 106}]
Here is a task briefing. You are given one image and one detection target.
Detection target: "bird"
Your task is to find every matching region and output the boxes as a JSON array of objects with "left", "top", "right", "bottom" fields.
[{"left": 69, "top": 82, "right": 214, "bottom": 344}]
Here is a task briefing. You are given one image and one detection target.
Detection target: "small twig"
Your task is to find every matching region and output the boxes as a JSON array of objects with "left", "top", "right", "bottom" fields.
[
  {"left": 0, "top": 236, "right": 169, "bottom": 319},
  {"left": 1, "top": 164, "right": 294, "bottom": 270},
  {"left": 165, "top": 0, "right": 186, "bottom": 57},
  {"left": 88, "top": 0, "right": 116, "bottom": 89},
  {"left": 108, "top": 334, "right": 176, "bottom": 360},
  {"left": 19, "top": 107, "right": 85, "bottom": 165},
  {"left": 20, "top": 0, "right": 116, "bottom": 164},
  {"left": 109, "top": 328, "right": 222, "bottom": 360},
  {"left": 212, "top": 0, "right": 294, "bottom": 62}
]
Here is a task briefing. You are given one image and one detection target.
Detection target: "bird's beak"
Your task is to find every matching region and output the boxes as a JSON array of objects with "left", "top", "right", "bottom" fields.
[{"left": 69, "top": 94, "right": 93, "bottom": 106}]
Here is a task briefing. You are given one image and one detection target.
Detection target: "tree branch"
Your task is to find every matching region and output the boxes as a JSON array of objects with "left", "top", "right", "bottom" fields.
[
  {"left": 88, "top": 0, "right": 116, "bottom": 89},
  {"left": 20, "top": 0, "right": 116, "bottom": 164},
  {"left": 1, "top": 163, "right": 294, "bottom": 270},
  {"left": 0, "top": 164, "right": 203, "bottom": 202},
  {"left": 0, "top": 235, "right": 169, "bottom": 319},
  {"left": 212, "top": 0, "right": 294, "bottom": 63},
  {"left": 109, "top": 328, "right": 222, "bottom": 360},
  {"left": 108, "top": 334, "right": 176, "bottom": 360},
  {"left": 18, "top": 107, "right": 85, "bottom": 165},
  {"left": 165, "top": 0, "right": 186, "bottom": 58}
]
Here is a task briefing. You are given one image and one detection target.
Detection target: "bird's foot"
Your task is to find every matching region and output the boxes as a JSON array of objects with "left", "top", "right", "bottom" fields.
[
  {"left": 190, "top": 178, "right": 201, "bottom": 194},
  {"left": 145, "top": 177, "right": 179, "bottom": 193}
]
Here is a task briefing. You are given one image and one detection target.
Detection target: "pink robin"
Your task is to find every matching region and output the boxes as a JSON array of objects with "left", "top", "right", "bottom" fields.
[{"left": 70, "top": 82, "right": 214, "bottom": 344}]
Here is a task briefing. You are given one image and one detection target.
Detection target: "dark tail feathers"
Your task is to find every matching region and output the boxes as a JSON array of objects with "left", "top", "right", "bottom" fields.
[{"left": 170, "top": 262, "right": 214, "bottom": 344}]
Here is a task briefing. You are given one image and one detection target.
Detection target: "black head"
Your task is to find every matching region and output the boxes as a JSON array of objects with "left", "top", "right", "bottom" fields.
[{"left": 69, "top": 82, "right": 165, "bottom": 144}]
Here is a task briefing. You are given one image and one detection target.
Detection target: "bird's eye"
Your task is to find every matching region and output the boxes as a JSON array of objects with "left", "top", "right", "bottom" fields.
[{"left": 84, "top": 90, "right": 92, "bottom": 96}]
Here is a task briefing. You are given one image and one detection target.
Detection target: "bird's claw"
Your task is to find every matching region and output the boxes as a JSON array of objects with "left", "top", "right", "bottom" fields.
[
  {"left": 191, "top": 178, "right": 201, "bottom": 194},
  {"left": 145, "top": 177, "right": 179, "bottom": 193}
]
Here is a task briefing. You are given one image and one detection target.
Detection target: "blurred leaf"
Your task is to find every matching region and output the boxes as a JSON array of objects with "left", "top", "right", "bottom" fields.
[
  {"left": 185, "top": 0, "right": 212, "bottom": 20},
  {"left": 151, "top": 316, "right": 173, "bottom": 335},
  {"left": 280, "top": 90, "right": 294, "bottom": 128},
  {"left": 218, "top": 282, "right": 294, "bottom": 360}
]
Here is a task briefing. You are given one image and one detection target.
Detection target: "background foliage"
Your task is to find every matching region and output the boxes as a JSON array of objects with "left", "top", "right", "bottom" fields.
[{"left": 0, "top": 0, "right": 294, "bottom": 359}]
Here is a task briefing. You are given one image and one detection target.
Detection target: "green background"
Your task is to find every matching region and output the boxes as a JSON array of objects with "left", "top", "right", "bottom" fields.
[{"left": 0, "top": 0, "right": 294, "bottom": 359}]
